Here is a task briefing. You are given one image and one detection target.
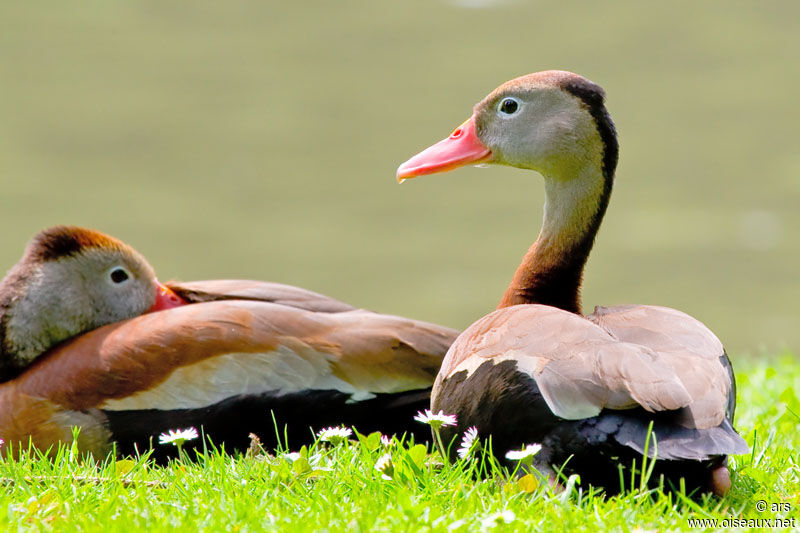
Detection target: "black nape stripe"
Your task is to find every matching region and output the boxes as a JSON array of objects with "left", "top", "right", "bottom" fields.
[
  {"left": 103, "top": 388, "right": 433, "bottom": 462},
  {"left": 561, "top": 80, "right": 619, "bottom": 181}
]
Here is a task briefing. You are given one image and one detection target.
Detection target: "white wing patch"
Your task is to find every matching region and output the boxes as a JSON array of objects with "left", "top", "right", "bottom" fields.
[
  {"left": 449, "top": 351, "right": 605, "bottom": 420},
  {"left": 101, "top": 346, "right": 375, "bottom": 411},
  {"left": 450, "top": 351, "right": 549, "bottom": 379}
]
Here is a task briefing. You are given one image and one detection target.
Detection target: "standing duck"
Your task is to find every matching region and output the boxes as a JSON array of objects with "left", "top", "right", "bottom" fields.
[
  {"left": 0, "top": 226, "right": 458, "bottom": 460},
  {"left": 396, "top": 71, "right": 748, "bottom": 495}
]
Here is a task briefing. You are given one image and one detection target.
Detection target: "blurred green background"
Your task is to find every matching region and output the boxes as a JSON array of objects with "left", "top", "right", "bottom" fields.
[{"left": 1, "top": 1, "right": 797, "bottom": 355}]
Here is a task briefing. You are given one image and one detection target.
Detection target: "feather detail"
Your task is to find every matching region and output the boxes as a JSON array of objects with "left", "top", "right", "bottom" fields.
[
  {"left": 12, "top": 300, "right": 456, "bottom": 412},
  {"left": 167, "top": 279, "right": 357, "bottom": 313},
  {"left": 437, "top": 304, "right": 727, "bottom": 424}
]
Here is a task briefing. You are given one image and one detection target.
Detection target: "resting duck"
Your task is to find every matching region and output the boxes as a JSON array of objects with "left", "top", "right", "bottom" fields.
[
  {"left": 0, "top": 226, "right": 184, "bottom": 382},
  {"left": 396, "top": 71, "right": 748, "bottom": 495},
  {"left": 0, "top": 226, "right": 458, "bottom": 460}
]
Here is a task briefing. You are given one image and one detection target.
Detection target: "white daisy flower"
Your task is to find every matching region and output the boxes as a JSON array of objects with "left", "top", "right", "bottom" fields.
[
  {"left": 281, "top": 452, "right": 302, "bottom": 463},
  {"left": 457, "top": 426, "right": 480, "bottom": 459},
  {"left": 504, "top": 443, "right": 542, "bottom": 461},
  {"left": 374, "top": 453, "right": 394, "bottom": 480},
  {"left": 316, "top": 426, "right": 353, "bottom": 445},
  {"left": 158, "top": 427, "right": 199, "bottom": 447},
  {"left": 413, "top": 409, "right": 457, "bottom": 431},
  {"left": 480, "top": 510, "right": 516, "bottom": 530},
  {"left": 380, "top": 435, "right": 392, "bottom": 447}
]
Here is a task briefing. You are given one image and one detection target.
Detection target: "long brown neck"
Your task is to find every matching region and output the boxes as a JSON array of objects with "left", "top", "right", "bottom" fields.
[{"left": 497, "top": 164, "right": 613, "bottom": 314}]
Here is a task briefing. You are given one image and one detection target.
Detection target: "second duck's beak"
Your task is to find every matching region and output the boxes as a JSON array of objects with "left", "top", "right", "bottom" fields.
[
  {"left": 149, "top": 282, "right": 188, "bottom": 312},
  {"left": 396, "top": 116, "right": 492, "bottom": 182}
]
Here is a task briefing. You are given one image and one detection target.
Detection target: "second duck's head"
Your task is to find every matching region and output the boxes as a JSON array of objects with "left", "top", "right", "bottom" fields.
[{"left": 0, "top": 225, "right": 185, "bottom": 379}]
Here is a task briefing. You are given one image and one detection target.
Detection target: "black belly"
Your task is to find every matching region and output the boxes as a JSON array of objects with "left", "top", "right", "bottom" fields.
[
  {"left": 104, "top": 388, "right": 432, "bottom": 462},
  {"left": 433, "top": 360, "right": 737, "bottom": 495}
]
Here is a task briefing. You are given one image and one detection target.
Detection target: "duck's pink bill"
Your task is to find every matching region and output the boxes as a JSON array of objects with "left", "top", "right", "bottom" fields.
[
  {"left": 149, "top": 282, "right": 188, "bottom": 312},
  {"left": 396, "top": 116, "right": 492, "bottom": 182}
]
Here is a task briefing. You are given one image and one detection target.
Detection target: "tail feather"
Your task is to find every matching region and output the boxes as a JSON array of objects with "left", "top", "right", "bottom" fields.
[{"left": 613, "top": 415, "right": 749, "bottom": 461}]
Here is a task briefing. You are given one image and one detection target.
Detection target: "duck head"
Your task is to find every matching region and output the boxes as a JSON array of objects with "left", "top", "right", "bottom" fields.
[
  {"left": 397, "top": 70, "right": 618, "bottom": 183},
  {"left": 0, "top": 226, "right": 186, "bottom": 379}
]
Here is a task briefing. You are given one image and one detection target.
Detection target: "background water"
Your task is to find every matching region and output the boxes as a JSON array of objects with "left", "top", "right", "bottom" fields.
[{"left": 1, "top": 1, "right": 798, "bottom": 355}]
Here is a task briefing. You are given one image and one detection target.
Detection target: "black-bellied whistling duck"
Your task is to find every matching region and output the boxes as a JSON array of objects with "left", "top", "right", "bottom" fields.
[
  {"left": 0, "top": 226, "right": 183, "bottom": 382},
  {"left": 396, "top": 71, "right": 748, "bottom": 495},
  {"left": 0, "top": 226, "right": 458, "bottom": 460}
]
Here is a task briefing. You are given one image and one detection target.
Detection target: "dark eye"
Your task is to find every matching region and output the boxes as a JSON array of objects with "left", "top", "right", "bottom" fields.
[
  {"left": 499, "top": 97, "right": 519, "bottom": 115},
  {"left": 110, "top": 268, "right": 130, "bottom": 284}
]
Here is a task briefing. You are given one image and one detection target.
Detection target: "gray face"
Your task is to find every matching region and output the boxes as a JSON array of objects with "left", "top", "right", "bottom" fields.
[
  {"left": 65, "top": 247, "right": 159, "bottom": 326},
  {"left": 3, "top": 246, "right": 159, "bottom": 367},
  {"left": 474, "top": 85, "right": 602, "bottom": 181}
]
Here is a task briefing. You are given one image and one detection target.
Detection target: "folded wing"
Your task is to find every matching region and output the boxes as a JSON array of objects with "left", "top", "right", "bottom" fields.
[
  {"left": 167, "top": 279, "right": 358, "bottom": 313},
  {"left": 1, "top": 299, "right": 458, "bottom": 455},
  {"left": 438, "top": 304, "right": 726, "bottom": 424},
  {"left": 587, "top": 304, "right": 731, "bottom": 429}
]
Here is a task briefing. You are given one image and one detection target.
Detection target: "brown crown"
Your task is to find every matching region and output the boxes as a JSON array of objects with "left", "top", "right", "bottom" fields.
[{"left": 25, "top": 226, "right": 131, "bottom": 262}]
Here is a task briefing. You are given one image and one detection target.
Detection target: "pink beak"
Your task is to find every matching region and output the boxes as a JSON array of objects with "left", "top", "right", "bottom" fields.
[
  {"left": 149, "top": 282, "right": 188, "bottom": 312},
  {"left": 396, "top": 115, "right": 492, "bottom": 181}
]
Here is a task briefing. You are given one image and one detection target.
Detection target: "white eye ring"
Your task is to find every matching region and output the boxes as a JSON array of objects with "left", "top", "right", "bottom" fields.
[
  {"left": 497, "top": 97, "right": 521, "bottom": 116},
  {"left": 108, "top": 266, "right": 131, "bottom": 285}
]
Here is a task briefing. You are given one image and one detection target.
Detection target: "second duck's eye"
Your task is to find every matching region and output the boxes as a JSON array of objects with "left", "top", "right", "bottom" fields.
[
  {"left": 498, "top": 97, "right": 519, "bottom": 115},
  {"left": 110, "top": 268, "right": 130, "bottom": 284}
]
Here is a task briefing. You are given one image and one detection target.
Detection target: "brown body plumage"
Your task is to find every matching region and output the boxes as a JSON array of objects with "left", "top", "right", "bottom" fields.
[{"left": 0, "top": 227, "right": 458, "bottom": 460}]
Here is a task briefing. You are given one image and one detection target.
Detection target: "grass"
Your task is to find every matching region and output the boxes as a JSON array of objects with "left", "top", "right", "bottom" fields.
[{"left": 1, "top": 356, "right": 797, "bottom": 531}]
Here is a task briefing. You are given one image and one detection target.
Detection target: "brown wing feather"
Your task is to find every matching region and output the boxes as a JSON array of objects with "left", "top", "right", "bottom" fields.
[
  {"left": 10, "top": 301, "right": 457, "bottom": 411},
  {"left": 167, "top": 279, "right": 357, "bottom": 313},
  {"left": 435, "top": 304, "right": 694, "bottom": 421},
  {"left": 587, "top": 305, "right": 730, "bottom": 429},
  {"left": 587, "top": 305, "right": 723, "bottom": 357}
]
